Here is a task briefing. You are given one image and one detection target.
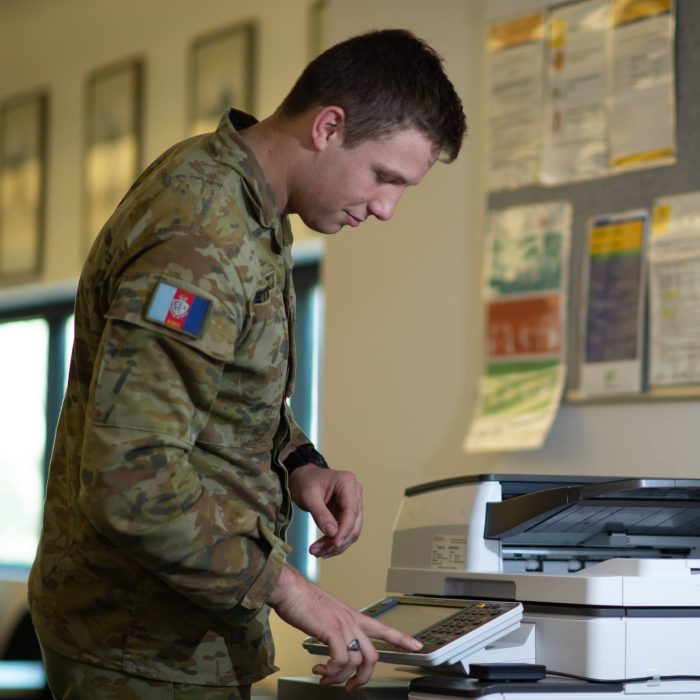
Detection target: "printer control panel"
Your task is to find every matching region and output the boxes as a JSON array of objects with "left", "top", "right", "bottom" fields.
[
  {"left": 303, "top": 596, "right": 523, "bottom": 668},
  {"left": 409, "top": 601, "right": 519, "bottom": 652}
]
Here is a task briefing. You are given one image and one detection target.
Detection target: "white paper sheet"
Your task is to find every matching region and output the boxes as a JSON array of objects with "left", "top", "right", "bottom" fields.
[
  {"left": 487, "top": 13, "right": 545, "bottom": 191},
  {"left": 541, "top": 0, "right": 610, "bottom": 184},
  {"left": 609, "top": 0, "right": 676, "bottom": 172},
  {"left": 648, "top": 192, "right": 700, "bottom": 386}
]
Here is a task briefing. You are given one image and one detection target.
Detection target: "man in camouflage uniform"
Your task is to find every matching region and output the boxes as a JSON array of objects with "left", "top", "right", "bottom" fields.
[{"left": 29, "top": 29, "right": 466, "bottom": 698}]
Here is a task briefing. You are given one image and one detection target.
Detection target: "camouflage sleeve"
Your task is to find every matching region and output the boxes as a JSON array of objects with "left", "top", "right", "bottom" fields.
[
  {"left": 285, "top": 406, "right": 313, "bottom": 452},
  {"left": 78, "top": 269, "right": 289, "bottom": 621}
]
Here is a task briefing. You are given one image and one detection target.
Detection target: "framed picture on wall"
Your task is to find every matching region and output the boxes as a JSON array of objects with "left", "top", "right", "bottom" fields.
[
  {"left": 308, "top": 0, "right": 328, "bottom": 59},
  {"left": 189, "top": 22, "right": 256, "bottom": 135},
  {"left": 0, "top": 91, "right": 47, "bottom": 278},
  {"left": 84, "top": 58, "right": 143, "bottom": 248}
]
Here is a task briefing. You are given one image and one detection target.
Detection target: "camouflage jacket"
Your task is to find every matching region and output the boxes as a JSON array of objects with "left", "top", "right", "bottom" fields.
[{"left": 28, "top": 110, "right": 310, "bottom": 686}]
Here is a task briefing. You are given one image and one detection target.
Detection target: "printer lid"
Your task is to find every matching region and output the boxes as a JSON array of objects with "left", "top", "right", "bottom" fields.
[
  {"left": 404, "top": 474, "right": 700, "bottom": 548},
  {"left": 485, "top": 477, "right": 700, "bottom": 546}
]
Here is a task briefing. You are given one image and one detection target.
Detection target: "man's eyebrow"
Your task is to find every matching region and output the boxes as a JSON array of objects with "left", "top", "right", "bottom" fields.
[{"left": 377, "top": 168, "right": 413, "bottom": 186}]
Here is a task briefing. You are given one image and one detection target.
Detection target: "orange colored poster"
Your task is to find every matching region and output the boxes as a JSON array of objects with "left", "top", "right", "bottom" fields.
[{"left": 487, "top": 295, "right": 562, "bottom": 358}]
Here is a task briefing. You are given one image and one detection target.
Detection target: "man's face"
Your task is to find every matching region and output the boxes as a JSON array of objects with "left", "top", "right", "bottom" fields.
[{"left": 290, "top": 127, "right": 437, "bottom": 234}]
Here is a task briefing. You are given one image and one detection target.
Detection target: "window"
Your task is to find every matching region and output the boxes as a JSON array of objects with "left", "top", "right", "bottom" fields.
[
  {"left": 287, "top": 258, "right": 324, "bottom": 579},
  {"left": 0, "top": 260, "right": 322, "bottom": 577},
  {"left": 0, "top": 281, "right": 76, "bottom": 570}
]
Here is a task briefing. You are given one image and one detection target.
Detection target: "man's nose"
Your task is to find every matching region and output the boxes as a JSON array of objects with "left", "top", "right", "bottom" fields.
[{"left": 368, "top": 189, "right": 402, "bottom": 222}]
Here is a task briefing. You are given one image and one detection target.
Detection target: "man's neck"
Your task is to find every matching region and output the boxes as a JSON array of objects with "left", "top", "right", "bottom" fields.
[{"left": 237, "top": 113, "right": 306, "bottom": 217}]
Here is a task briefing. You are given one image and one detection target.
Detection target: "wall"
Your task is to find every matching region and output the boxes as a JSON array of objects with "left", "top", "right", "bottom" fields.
[
  {"left": 304, "top": 0, "right": 700, "bottom": 689},
  {"left": 2, "top": 0, "right": 700, "bottom": 694},
  {"left": 267, "top": 0, "right": 488, "bottom": 686},
  {"left": 318, "top": 0, "right": 485, "bottom": 612},
  {"left": 0, "top": 0, "right": 316, "bottom": 286}
]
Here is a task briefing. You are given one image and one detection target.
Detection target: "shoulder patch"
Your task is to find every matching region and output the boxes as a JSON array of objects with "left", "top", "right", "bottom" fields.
[{"left": 145, "top": 282, "right": 210, "bottom": 337}]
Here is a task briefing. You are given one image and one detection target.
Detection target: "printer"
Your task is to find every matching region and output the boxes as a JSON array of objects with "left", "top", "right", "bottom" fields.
[
  {"left": 391, "top": 473, "right": 700, "bottom": 698},
  {"left": 284, "top": 473, "right": 700, "bottom": 699}
]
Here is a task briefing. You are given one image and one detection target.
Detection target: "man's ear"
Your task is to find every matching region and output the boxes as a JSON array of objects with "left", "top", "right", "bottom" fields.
[{"left": 310, "top": 106, "right": 345, "bottom": 151}]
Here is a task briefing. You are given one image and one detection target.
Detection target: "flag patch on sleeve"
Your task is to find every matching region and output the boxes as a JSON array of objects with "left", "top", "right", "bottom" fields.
[{"left": 145, "top": 282, "right": 210, "bottom": 337}]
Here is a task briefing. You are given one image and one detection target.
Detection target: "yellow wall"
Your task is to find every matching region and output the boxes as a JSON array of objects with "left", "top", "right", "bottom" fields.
[
  {"left": 0, "top": 0, "right": 319, "bottom": 285},
  {"left": 269, "top": 1, "right": 487, "bottom": 688}
]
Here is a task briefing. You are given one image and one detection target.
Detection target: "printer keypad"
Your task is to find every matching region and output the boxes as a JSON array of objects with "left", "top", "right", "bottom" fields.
[{"left": 415, "top": 602, "right": 518, "bottom": 646}]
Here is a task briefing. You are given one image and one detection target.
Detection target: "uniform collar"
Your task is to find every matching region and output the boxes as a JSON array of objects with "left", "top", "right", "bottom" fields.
[{"left": 210, "top": 109, "right": 288, "bottom": 249}]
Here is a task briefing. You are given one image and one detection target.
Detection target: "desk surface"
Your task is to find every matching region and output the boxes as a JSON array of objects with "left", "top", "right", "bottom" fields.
[{"left": 278, "top": 676, "right": 409, "bottom": 699}]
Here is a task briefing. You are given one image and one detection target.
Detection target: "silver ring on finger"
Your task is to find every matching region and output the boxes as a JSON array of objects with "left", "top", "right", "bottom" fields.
[{"left": 346, "top": 638, "right": 361, "bottom": 652}]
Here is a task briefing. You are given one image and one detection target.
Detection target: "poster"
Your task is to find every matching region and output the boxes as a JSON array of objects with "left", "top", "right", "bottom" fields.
[
  {"left": 487, "top": 13, "right": 545, "bottom": 191},
  {"left": 465, "top": 202, "right": 571, "bottom": 453},
  {"left": 579, "top": 210, "right": 649, "bottom": 395},
  {"left": 648, "top": 192, "right": 700, "bottom": 387},
  {"left": 466, "top": 361, "right": 565, "bottom": 452},
  {"left": 541, "top": 0, "right": 610, "bottom": 184},
  {"left": 609, "top": 0, "right": 676, "bottom": 172}
]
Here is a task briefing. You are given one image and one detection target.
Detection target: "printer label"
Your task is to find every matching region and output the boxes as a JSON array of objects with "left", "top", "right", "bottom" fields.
[{"left": 431, "top": 534, "right": 467, "bottom": 570}]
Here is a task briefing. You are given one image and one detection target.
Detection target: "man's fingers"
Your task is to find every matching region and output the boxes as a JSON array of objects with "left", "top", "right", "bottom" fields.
[
  {"left": 313, "top": 635, "right": 362, "bottom": 686},
  {"left": 266, "top": 566, "right": 386, "bottom": 690},
  {"left": 308, "top": 534, "right": 333, "bottom": 557},
  {"left": 343, "top": 637, "right": 378, "bottom": 691},
  {"left": 310, "top": 481, "right": 362, "bottom": 558},
  {"left": 332, "top": 480, "right": 362, "bottom": 543},
  {"left": 309, "top": 504, "right": 339, "bottom": 539},
  {"left": 314, "top": 633, "right": 378, "bottom": 689},
  {"left": 289, "top": 468, "right": 364, "bottom": 557},
  {"left": 309, "top": 533, "right": 346, "bottom": 558},
  {"left": 333, "top": 509, "right": 361, "bottom": 550},
  {"left": 363, "top": 619, "right": 423, "bottom": 652},
  {"left": 309, "top": 490, "right": 361, "bottom": 558},
  {"left": 313, "top": 618, "right": 418, "bottom": 690}
]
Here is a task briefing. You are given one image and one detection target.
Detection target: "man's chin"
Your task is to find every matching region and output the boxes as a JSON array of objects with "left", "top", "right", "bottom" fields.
[{"left": 302, "top": 219, "right": 343, "bottom": 235}]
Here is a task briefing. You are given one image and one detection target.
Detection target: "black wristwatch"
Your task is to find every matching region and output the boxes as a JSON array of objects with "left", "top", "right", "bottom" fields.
[{"left": 283, "top": 443, "right": 329, "bottom": 476}]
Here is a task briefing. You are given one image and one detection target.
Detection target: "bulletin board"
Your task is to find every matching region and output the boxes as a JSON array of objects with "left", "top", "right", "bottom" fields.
[{"left": 486, "top": 0, "right": 700, "bottom": 402}]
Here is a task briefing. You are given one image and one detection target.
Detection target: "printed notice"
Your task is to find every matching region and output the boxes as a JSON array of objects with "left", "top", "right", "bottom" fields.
[
  {"left": 609, "top": 0, "right": 676, "bottom": 172},
  {"left": 579, "top": 210, "right": 649, "bottom": 395},
  {"left": 488, "top": 13, "right": 545, "bottom": 190},
  {"left": 431, "top": 535, "right": 467, "bottom": 571},
  {"left": 465, "top": 202, "right": 572, "bottom": 452},
  {"left": 488, "top": 296, "right": 563, "bottom": 358},
  {"left": 465, "top": 360, "right": 566, "bottom": 452},
  {"left": 648, "top": 192, "right": 700, "bottom": 387},
  {"left": 542, "top": 0, "right": 610, "bottom": 184}
]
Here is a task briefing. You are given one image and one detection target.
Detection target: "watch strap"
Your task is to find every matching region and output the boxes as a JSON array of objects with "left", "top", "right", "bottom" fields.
[{"left": 283, "top": 443, "right": 329, "bottom": 475}]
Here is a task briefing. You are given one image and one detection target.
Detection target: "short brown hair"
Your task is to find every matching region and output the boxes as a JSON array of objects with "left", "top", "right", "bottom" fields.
[{"left": 279, "top": 29, "right": 467, "bottom": 162}]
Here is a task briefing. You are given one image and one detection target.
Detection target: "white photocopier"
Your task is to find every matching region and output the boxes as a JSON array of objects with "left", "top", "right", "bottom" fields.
[{"left": 281, "top": 473, "right": 700, "bottom": 699}]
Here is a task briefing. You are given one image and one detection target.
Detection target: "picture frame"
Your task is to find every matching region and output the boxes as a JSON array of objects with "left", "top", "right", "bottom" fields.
[
  {"left": 0, "top": 90, "right": 48, "bottom": 278},
  {"left": 309, "top": 0, "right": 329, "bottom": 59},
  {"left": 189, "top": 22, "right": 256, "bottom": 135},
  {"left": 84, "top": 58, "right": 143, "bottom": 248}
]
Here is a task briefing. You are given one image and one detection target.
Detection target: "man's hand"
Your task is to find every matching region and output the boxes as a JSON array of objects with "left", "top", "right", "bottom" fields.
[
  {"left": 288, "top": 465, "right": 362, "bottom": 558},
  {"left": 267, "top": 564, "right": 422, "bottom": 691}
]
